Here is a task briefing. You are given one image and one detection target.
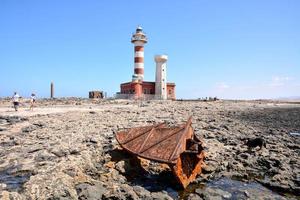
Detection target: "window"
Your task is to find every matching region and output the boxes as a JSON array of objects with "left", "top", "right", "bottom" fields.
[
  {"left": 169, "top": 90, "right": 172, "bottom": 95},
  {"left": 144, "top": 89, "right": 147, "bottom": 94}
]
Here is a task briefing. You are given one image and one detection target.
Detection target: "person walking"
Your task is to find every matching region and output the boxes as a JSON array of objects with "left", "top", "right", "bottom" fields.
[
  {"left": 30, "top": 93, "right": 36, "bottom": 111},
  {"left": 12, "top": 92, "right": 20, "bottom": 111}
]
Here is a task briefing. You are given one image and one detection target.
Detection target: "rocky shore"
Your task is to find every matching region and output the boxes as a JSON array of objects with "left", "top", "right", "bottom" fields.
[{"left": 0, "top": 99, "right": 299, "bottom": 199}]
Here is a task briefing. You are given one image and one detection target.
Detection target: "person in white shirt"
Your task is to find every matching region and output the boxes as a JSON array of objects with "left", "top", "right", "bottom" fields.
[
  {"left": 12, "top": 92, "right": 20, "bottom": 111},
  {"left": 30, "top": 93, "right": 36, "bottom": 111}
]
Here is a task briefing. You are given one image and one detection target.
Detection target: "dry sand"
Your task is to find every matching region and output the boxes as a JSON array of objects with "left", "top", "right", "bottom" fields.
[{"left": 0, "top": 98, "right": 299, "bottom": 199}]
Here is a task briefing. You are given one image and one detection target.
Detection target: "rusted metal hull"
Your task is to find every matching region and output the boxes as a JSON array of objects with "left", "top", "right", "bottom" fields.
[
  {"left": 171, "top": 151, "right": 205, "bottom": 188},
  {"left": 115, "top": 117, "right": 205, "bottom": 188}
]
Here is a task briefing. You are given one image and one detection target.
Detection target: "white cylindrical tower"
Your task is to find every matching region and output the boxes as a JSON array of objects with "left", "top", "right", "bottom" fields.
[
  {"left": 155, "top": 55, "right": 168, "bottom": 100},
  {"left": 131, "top": 26, "right": 147, "bottom": 82}
]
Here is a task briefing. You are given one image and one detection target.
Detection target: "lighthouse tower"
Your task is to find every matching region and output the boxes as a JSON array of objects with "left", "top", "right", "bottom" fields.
[
  {"left": 131, "top": 26, "right": 147, "bottom": 82},
  {"left": 155, "top": 55, "right": 168, "bottom": 100}
]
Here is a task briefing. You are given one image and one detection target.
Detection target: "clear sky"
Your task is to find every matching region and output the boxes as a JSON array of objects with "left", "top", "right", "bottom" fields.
[{"left": 0, "top": 0, "right": 299, "bottom": 99}]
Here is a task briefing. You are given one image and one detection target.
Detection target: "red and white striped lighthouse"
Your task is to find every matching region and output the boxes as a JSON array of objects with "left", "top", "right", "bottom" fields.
[{"left": 131, "top": 26, "right": 147, "bottom": 82}]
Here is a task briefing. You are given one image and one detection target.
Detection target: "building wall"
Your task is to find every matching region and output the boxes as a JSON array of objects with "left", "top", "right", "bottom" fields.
[
  {"left": 120, "top": 82, "right": 136, "bottom": 94},
  {"left": 141, "top": 82, "right": 155, "bottom": 94},
  {"left": 167, "top": 84, "right": 176, "bottom": 100},
  {"left": 89, "top": 91, "right": 103, "bottom": 99},
  {"left": 120, "top": 81, "right": 175, "bottom": 100}
]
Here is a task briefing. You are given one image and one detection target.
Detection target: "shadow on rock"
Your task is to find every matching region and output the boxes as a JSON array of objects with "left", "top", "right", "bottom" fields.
[{"left": 109, "top": 148, "right": 180, "bottom": 192}]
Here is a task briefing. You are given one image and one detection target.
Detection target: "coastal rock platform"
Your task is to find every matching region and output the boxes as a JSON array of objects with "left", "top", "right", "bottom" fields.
[{"left": 0, "top": 99, "right": 299, "bottom": 199}]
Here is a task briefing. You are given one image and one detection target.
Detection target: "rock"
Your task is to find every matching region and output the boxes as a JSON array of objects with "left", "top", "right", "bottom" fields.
[
  {"left": 0, "top": 191, "right": 25, "bottom": 200},
  {"left": 22, "top": 125, "right": 37, "bottom": 133},
  {"left": 225, "top": 139, "right": 238, "bottom": 145},
  {"left": 69, "top": 148, "right": 81, "bottom": 155},
  {"left": 0, "top": 183, "right": 7, "bottom": 189},
  {"left": 239, "top": 153, "right": 250, "bottom": 160},
  {"left": 1, "top": 191, "right": 10, "bottom": 200},
  {"left": 293, "top": 175, "right": 300, "bottom": 186},
  {"left": 11, "top": 193, "right": 26, "bottom": 200},
  {"left": 85, "top": 137, "right": 98, "bottom": 144},
  {"left": 51, "top": 148, "right": 69, "bottom": 157},
  {"left": 193, "top": 174, "right": 209, "bottom": 183},
  {"left": 220, "top": 161, "right": 229, "bottom": 170},
  {"left": 27, "top": 146, "right": 43, "bottom": 153},
  {"left": 25, "top": 173, "right": 78, "bottom": 199},
  {"left": 0, "top": 140, "right": 17, "bottom": 147},
  {"left": 257, "top": 157, "right": 272, "bottom": 169},
  {"left": 202, "top": 164, "right": 216, "bottom": 174},
  {"left": 244, "top": 190, "right": 250, "bottom": 197},
  {"left": 0, "top": 127, "right": 7, "bottom": 131},
  {"left": 104, "top": 169, "right": 126, "bottom": 184},
  {"left": 257, "top": 179, "right": 291, "bottom": 193},
  {"left": 102, "top": 192, "right": 124, "bottom": 200},
  {"left": 270, "top": 157, "right": 282, "bottom": 168},
  {"left": 268, "top": 181, "right": 291, "bottom": 192},
  {"left": 100, "top": 184, "right": 139, "bottom": 200},
  {"left": 5, "top": 116, "right": 27, "bottom": 124},
  {"left": 195, "top": 188, "right": 232, "bottom": 200},
  {"left": 187, "top": 193, "right": 202, "bottom": 200},
  {"left": 35, "top": 150, "right": 57, "bottom": 162},
  {"left": 151, "top": 191, "right": 173, "bottom": 200},
  {"left": 119, "top": 184, "right": 139, "bottom": 200},
  {"left": 33, "top": 122, "right": 45, "bottom": 128},
  {"left": 0, "top": 119, "right": 7, "bottom": 124},
  {"left": 221, "top": 125, "right": 229, "bottom": 131},
  {"left": 222, "top": 192, "right": 232, "bottom": 199},
  {"left": 228, "top": 161, "right": 244, "bottom": 171},
  {"left": 205, "top": 125, "right": 219, "bottom": 131},
  {"left": 133, "top": 186, "right": 152, "bottom": 199},
  {"left": 268, "top": 167, "right": 280, "bottom": 176},
  {"left": 115, "top": 160, "right": 126, "bottom": 173},
  {"left": 292, "top": 186, "right": 300, "bottom": 195},
  {"left": 76, "top": 183, "right": 106, "bottom": 200},
  {"left": 104, "top": 161, "right": 115, "bottom": 169}
]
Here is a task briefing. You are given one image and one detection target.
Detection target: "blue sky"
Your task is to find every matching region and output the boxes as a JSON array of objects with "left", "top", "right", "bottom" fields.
[{"left": 0, "top": 0, "right": 299, "bottom": 99}]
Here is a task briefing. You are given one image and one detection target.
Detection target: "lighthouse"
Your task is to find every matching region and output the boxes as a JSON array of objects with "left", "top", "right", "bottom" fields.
[
  {"left": 119, "top": 26, "right": 176, "bottom": 100},
  {"left": 131, "top": 26, "right": 147, "bottom": 82}
]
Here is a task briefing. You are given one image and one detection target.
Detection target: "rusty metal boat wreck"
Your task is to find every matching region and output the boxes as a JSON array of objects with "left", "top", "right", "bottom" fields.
[{"left": 115, "top": 117, "right": 205, "bottom": 188}]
